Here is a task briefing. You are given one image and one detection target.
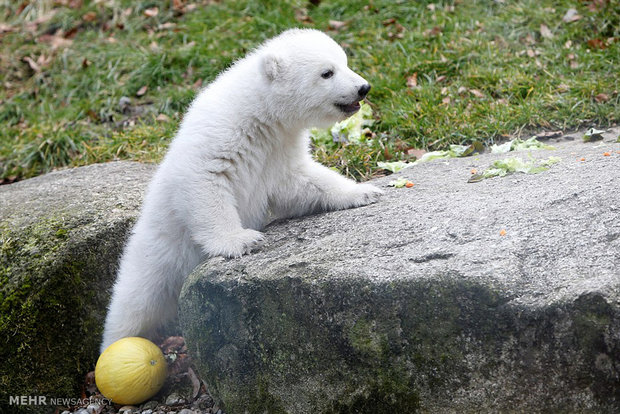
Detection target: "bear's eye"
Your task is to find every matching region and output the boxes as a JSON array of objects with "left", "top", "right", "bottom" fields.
[{"left": 321, "top": 70, "right": 334, "bottom": 79}]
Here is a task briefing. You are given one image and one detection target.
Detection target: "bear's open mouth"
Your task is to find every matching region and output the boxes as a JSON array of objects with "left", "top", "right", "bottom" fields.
[{"left": 335, "top": 101, "right": 361, "bottom": 114}]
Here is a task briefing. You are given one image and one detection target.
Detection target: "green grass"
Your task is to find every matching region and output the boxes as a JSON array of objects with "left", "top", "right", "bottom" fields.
[{"left": 0, "top": 0, "right": 618, "bottom": 182}]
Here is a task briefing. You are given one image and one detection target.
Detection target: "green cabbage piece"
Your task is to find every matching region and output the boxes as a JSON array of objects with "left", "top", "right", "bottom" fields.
[
  {"left": 331, "top": 102, "right": 374, "bottom": 143},
  {"left": 310, "top": 102, "right": 374, "bottom": 145},
  {"left": 378, "top": 161, "right": 411, "bottom": 173},
  {"left": 469, "top": 156, "right": 561, "bottom": 183},
  {"left": 387, "top": 178, "right": 410, "bottom": 188},
  {"left": 413, "top": 142, "right": 483, "bottom": 165},
  {"left": 491, "top": 137, "right": 555, "bottom": 154}
]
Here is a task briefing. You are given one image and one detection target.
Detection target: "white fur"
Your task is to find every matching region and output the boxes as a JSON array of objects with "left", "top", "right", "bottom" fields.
[{"left": 100, "top": 29, "right": 382, "bottom": 352}]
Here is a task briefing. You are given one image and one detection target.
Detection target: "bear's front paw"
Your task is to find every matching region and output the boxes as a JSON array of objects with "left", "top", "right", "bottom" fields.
[
  {"left": 343, "top": 183, "right": 383, "bottom": 208},
  {"left": 209, "top": 229, "right": 265, "bottom": 258}
]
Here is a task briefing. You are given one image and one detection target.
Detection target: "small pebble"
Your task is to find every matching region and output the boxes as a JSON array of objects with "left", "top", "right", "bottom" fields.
[
  {"left": 178, "top": 409, "right": 194, "bottom": 414},
  {"left": 143, "top": 410, "right": 153, "bottom": 414},
  {"left": 118, "top": 406, "right": 137, "bottom": 413},
  {"left": 165, "top": 392, "right": 184, "bottom": 406},
  {"left": 142, "top": 401, "right": 159, "bottom": 410},
  {"left": 86, "top": 403, "right": 101, "bottom": 414},
  {"left": 74, "top": 409, "right": 89, "bottom": 414}
]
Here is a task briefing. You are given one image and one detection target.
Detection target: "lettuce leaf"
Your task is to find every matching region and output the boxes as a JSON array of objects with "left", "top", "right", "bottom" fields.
[
  {"left": 378, "top": 161, "right": 411, "bottom": 173},
  {"left": 491, "top": 137, "right": 555, "bottom": 153},
  {"left": 469, "top": 156, "right": 561, "bottom": 183},
  {"left": 309, "top": 102, "right": 374, "bottom": 145}
]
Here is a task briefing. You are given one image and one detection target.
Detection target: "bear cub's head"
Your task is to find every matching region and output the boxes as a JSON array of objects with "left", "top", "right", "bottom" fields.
[{"left": 259, "top": 29, "right": 371, "bottom": 129}]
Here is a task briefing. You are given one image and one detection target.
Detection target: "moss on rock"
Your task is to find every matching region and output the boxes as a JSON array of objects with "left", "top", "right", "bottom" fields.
[{"left": 0, "top": 162, "right": 152, "bottom": 412}]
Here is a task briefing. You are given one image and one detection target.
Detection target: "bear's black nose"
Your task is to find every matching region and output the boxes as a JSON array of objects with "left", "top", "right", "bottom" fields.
[{"left": 358, "top": 84, "right": 371, "bottom": 99}]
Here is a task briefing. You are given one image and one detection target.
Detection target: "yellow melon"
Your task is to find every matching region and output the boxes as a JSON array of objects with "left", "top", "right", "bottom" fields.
[{"left": 95, "top": 337, "right": 167, "bottom": 405}]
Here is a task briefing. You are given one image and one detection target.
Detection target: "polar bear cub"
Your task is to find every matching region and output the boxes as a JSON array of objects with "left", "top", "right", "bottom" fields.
[{"left": 100, "top": 28, "right": 382, "bottom": 352}]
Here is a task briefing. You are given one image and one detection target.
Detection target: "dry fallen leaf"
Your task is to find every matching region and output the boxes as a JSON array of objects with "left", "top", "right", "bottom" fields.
[
  {"left": 524, "top": 33, "right": 536, "bottom": 45},
  {"left": 594, "top": 93, "right": 609, "bottom": 103},
  {"left": 158, "top": 22, "right": 177, "bottom": 30},
  {"left": 423, "top": 26, "right": 443, "bottom": 37},
  {"left": 38, "top": 31, "right": 73, "bottom": 50},
  {"left": 160, "top": 336, "right": 186, "bottom": 353},
  {"left": 295, "top": 8, "right": 313, "bottom": 24},
  {"left": 82, "top": 11, "right": 96, "bottom": 22},
  {"left": 0, "top": 23, "right": 15, "bottom": 34},
  {"left": 587, "top": 38, "right": 607, "bottom": 50},
  {"left": 187, "top": 367, "right": 201, "bottom": 400},
  {"left": 24, "top": 10, "right": 57, "bottom": 34},
  {"left": 23, "top": 57, "right": 41, "bottom": 73},
  {"left": 181, "top": 41, "right": 196, "bottom": 50},
  {"left": 469, "top": 89, "right": 484, "bottom": 98},
  {"left": 442, "top": 96, "right": 451, "bottom": 105},
  {"left": 192, "top": 78, "right": 203, "bottom": 89},
  {"left": 328, "top": 20, "right": 347, "bottom": 31},
  {"left": 587, "top": 0, "right": 606, "bottom": 12},
  {"left": 406, "top": 73, "right": 418, "bottom": 89},
  {"left": 387, "top": 22, "right": 406, "bottom": 40},
  {"left": 562, "top": 8, "right": 581, "bottom": 23},
  {"left": 156, "top": 113, "right": 170, "bottom": 122},
  {"left": 144, "top": 7, "right": 159, "bottom": 17},
  {"left": 567, "top": 53, "right": 578, "bottom": 69},
  {"left": 172, "top": 0, "right": 186, "bottom": 12},
  {"left": 436, "top": 75, "right": 447, "bottom": 83},
  {"left": 63, "top": 26, "right": 80, "bottom": 39},
  {"left": 136, "top": 85, "right": 148, "bottom": 96},
  {"left": 540, "top": 24, "right": 553, "bottom": 39}
]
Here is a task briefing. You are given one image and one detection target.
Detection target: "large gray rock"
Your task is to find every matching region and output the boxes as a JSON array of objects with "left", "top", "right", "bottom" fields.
[
  {"left": 0, "top": 162, "right": 154, "bottom": 411},
  {"left": 179, "top": 130, "right": 620, "bottom": 413}
]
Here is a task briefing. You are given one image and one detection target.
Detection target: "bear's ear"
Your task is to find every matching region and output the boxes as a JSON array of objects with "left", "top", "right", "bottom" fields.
[{"left": 261, "top": 53, "right": 285, "bottom": 81}]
